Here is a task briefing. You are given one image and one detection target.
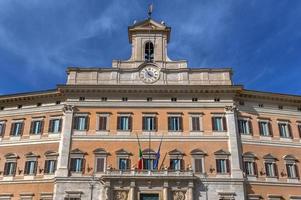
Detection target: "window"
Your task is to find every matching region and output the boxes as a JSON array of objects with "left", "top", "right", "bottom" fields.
[
  {"left": 101, "top": 97, "right": 107, "bottom": 101},
  {"left": 171, "top": 97, "right": 177, "bottom": 102},
  {"left": 117, "top": 116, "right": 132, "bottom": 131},
  {"left": 44, "top": 160, "right": 57, "bottom": 174},
  {"left": 98, "top": 116, "right": 107, "bottom": 131},
  {"left": 214, "top": 149, "right": 230, "bottom": 174},
  {"left": 265, "top": 162, "right": 276, "bottom": 177},
  {"left": 298, "top": 124, "right": 301, "bottom": 138},
  {"left": 278, "top": 122, "right": 291, "bottom": 138},
  {"left": 122, "top": 97, "right": 128, "bottom": 102},
  {"left": 30, "top": 120, "right": 43, "bottom": 135},
  {"left": 70, "top": 149, "right": 85, "bottom": 173},
  {"left": 169, "top": 149, "right": 184, "bottom": 171},
  {"left": 142, "top": 116, "right": 157, "bottom": 131},
  {"left": 192, "top": 98, "right": 198, "bottom": 102},
  {"left": 0, "top": 122, "right": 6, "bottom": 136},
  {"left": 216, "top": 159, "right": 230, "bottom": 174},
  {"left": 4, "top": 162, "right": 16, "bottom": 176},
  {"left": 48, "top": 118, "right": 62, "bottom": 133},
  {"left": 286, "top": 164, "right": 298, "bottom": 178},
  {"left": 238, "top": 119, "right": 252, "bottom": 135},
  {"left": 284, "top": 155, "right": 299, "bottom": 179},
  {"left": 24, "top": 161, "right": 37, "bottom": 175},
  {"left": 70, "top": 158, "right": 84, "bottom": 173},
  {"left": 258, "top": 121, "right": 272, "bottom": 136},
  {"left": 93, "top": 148, "right": 109, "bottom": 173},
  {"left": 18, "top": 105, "right": 22, "bottom": 109},
  {"left": 212, "top": 116, "right": 227, "bottom": 132},
  {"left": 147, "top": 97, "right": 152, "bottom": 102},
  {"left": 74, "top": 116, "right": 89, "bottom": 131},
  {"left": 190, "top": 149, "right": 206, "bottom": 173},
  {"left": 144, "top": 41, "right": 154, "bottom": 62},
  {"left": 170, "top": 159, "right": 182, "bottom": 171},
  {"left": 142, "top": 148, "right": 157, "bottom": 170},
  {"left": 96, "top": 157, "right": 105, "bottom": 172},
  {"left": 168, "top": 116, "right": 182, "bottom": 131},
  {"left": 118, "top": 158, "right": 130, "bottom": 171},
  {"left": 214, "top": 98, "right": 220, "bottom": 102},
  {"left": 56, "top": 101, "right": 61, "bottom": 105},
  {"left": 79, "top": 97, "right": 85, "bottom": 101},
  {"left": 10, "top": 121, "right": 23, "bottom": 136},
  {"left": 191, "top": 116, "right": 200, "bottom": 131},
  {"left": 244, "top": 161, "right": 256, "bottom": 176}
]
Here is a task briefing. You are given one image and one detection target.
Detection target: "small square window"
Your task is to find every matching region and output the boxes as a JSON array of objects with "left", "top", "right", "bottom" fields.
[
  {"left": 0, "top": 107, "right": 4, "bottom": 110},
  {"left": 192, "top": 98, "right": 198, "bottom": 102},
  {"left": 147, "top": 97, "right": 152, "bottom": 102},
  {"left": 101, "top": 97, "right": 107, "bottom": 101},
  {"left": 37, "top": 103, "right": 42, "bottom": 107},
  {"left": 278, "top": 105, "right": 283, "bottom": 110},
  {"left": 297, "top": 107, "right": 301, "bottom": 111},
  {"left": 56, "top": 101, "right": 61, "bottom": 105},
  {"left": 171, "top": 98, "right": 177, "bottom": 102},
  {"left": 258, "top": 104, "right": 264, "bottom": 108},
  {"left": 18, "top": 105, "right": 23, "bottom": 109},
  {"left": 79, "top": 97, "right": 85, "bottom": 101},
  {"left": 122, "top": 97, "right": 128, "bottom": 102},
  {"left": 214, "top": 98, "right": 220, "bottom": 102}
]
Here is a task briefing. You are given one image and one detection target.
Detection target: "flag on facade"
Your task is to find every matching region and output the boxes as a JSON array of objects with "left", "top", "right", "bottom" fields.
[
  {"left": 136, "top": 133, "right": 143, "bottom": 170},
  {"left": 153, "top": 135, "right": 163, "bottom": 170}
]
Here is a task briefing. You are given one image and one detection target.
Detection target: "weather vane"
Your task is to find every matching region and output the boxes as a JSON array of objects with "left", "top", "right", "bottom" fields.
[{"left": 148, "top": 4, "right": 153, "bottom": 19}]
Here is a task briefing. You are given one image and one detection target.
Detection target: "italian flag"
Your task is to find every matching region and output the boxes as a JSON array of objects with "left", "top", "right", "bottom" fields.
[{"left": 138, "top": 146, "right": 143, "bottom": 170}]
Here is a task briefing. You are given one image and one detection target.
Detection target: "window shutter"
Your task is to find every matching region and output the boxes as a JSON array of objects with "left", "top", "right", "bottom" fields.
[
  {"left": 168, "top": 117, "right": 172, "bottom": 131},
  {"left": 70, "top": 158, "right": 75, "bottom": 172},
  {"left": 278, "top": 123, "right": 282, "bottom": 137},
  {"left": 238, "top": 120, "right": 242, "bottom": 133},
  {"left": 288, "top": 123, "right": 292, "bottom": 138},
  {"left": 12, "top": 163, "right": 16, "bottom": 176},
  {"left": 248, "top": 121, "right": 253, "bottom": 135},
  {"left": 0, "top": 123, "right": 5, "bottom": 136},
  {"left": 73, "top": 117, "right": 78, "bottom": 130},
  {"left": 154, "top": 117, "right": 158, "bottom": 132},
  {"left": 44, "top": 160, "right": 49, "bottom": 174},
  {"left": 127, "top": 159, "right": 131, "bottom": 170},
  {"left": 179, "top": 117, "right": 183, "bottom": 131},
  {"left": 226, "top": 159, "right": 230, "bottom": 173},
  {"left": 180, "top": 159, "right": 184, "bottom": 171},
  {"left": 48, "top": 120, "right": 53, "bottom": 132},
  {"left": 195, "top": 159, "right": 202, "bottom": 173},
  {"left": 34, "top": 161, "right": 37, "bottom": 175},
  {"left": 24, "top": 161, "right": 29, "bottom": 174},
  {"left": 268, "top": 122, "right": 273, "bottom": 136},
  {"left": 142, "top": 117, "right": 146, "bottom": 131},
  {"left": 211, "top": 117, "right": 216, "bottom": 131},
  {"left": 295, "top": 165, "right": 300, "bottom": 178},
  {"left": 40, "top": 121, "right": 44, "bottom": 134},
  {"left": 128, "top": 116, "right": 132, "bottom": 131},
  {"left": 258, "top": 122, "right": 263, "bottom": 135},
  {"left": 30, "top": 121, "right": 34, "bottom": 134},
  {"left": 19, "top": 123, "right": 24, "bottom": 136},
  {"left": 253, "top": 162, "right": 258, "bottom": 176},
  {"left": 117, "top": 117, "right": 121, "bottom": 130},
  {"left": 81, "top": 159, "right": 85, "bottom": 173},
  {"left": 274, "top": 163, "right": 278, "bottom": 177},
  {"left": 85, "top": 116, "right": 89, "bottom": 131},
  {"left": 96, "top": 158, "right": 104, "bottom": 172},
  {"left": 4, "top": 163, "right": 8, "bottom": 175},
  {"left": 298, "top": 125, "right": 301, "bottom": 137},
  {"left": 222, "top": 117, "right": 227, "bottom": 131},
  {"left": 10, "top": 123, "right": 15, "bottom": 136},
  {"left": 58, "top": 119, "right": 62, "bottom": 132},
  {"left": 99, "top": 117, "right": 106, "bottom": 131},
  {"left": 216, "top": 159, "right": 220, "bottom": 173}
]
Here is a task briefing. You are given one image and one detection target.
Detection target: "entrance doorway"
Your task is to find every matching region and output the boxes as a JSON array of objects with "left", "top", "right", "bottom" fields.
[{"left": 140, "top": 193, "right": 159, "bottom": 200}]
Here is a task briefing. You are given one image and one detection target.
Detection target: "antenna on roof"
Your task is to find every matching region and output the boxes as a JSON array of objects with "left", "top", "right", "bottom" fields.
[{"left": 148, "top": 4, "right": 153, "bottom": 19}]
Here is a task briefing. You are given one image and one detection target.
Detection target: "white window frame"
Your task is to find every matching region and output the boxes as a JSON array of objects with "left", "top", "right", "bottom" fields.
[
  {"left": 211, "top": 113, "right": 227, "bottom": 133},
  {"left": 142, "top": 113, "right": 157, "bottom": 134},
  {"left": 10, "top": 119, "right": 24, "bottom": 139},
  {"left": 48, "top": 116, "right": 62, "bottom": 135},
  {"left": 238, "top": 118, "right": 251, "bottom": 135},
  {"left": 258, "top": 119, "right": 271, "bottom": 137},
  {"left": 0, "top": 120, "right": 6, "bottom": 138},
  {"left": 96, "top": 113, "right": 110, "bottom": 135},
  {"left": 189, "top": 113, "right": 203, "bottom": 134},
  {"left": 167, "top": 113, "right": 183, "bottom": 134},
  {"left": 277, "top": 121, "right": 291, "bottom": 139}
]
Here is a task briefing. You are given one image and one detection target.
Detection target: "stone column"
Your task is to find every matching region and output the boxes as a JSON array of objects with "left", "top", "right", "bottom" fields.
[
  {"left": 129, "top": 181, "right": 136, "bottom": 200},
  {"left": 163, "top": 181, "right": 169, "bottom": 200},
  {"left": 225, "top": 106, "right": 243, "bottom": 179},
  {"left": 103, "top": 181, "right": 111, "bottom": 200},
  {"left": 55, "top": 105, "right": 74, "bottom": 177},
  {"left": 187, "top": 181, "right": 194, "bottom": 200}
]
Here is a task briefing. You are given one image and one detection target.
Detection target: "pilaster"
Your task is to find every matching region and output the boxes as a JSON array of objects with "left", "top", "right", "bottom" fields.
[
  {"left": 163, "top": 181, "right": 169, "bottom": 200},
  {"left": 225, "top": 105, "right": 243, "bottom": 179},
  {"left": 55, "top": 105, "right": 74, "bottom": 177},
  {"left": 129, "top": 181, "right": 136, "bottom": 200}
]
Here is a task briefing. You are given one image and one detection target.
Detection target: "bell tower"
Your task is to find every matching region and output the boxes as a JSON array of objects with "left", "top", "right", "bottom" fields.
[{"left": 127, "top": 18, "right": 171, "bottom": 62}]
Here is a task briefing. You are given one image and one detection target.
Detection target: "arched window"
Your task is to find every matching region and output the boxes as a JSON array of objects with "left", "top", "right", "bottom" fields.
[{"left": 144, "top": 41, "right": 154, "bottom": 62}]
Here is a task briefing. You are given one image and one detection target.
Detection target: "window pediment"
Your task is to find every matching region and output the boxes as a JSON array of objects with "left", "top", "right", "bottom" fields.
[
  {"left": 263, "top": 153, "right": 277, "bottom": 160},
  {"left": 169, "top": 149, "right": 185, "bottom": 156},
  {"left": 214, "top": 149, "right": 230, "bottom": 156},
  {"left": 25, "top": 152, "right": 39, "bottom": 158},
  {"left": 44, "top": 151, "right": 59, "bottom": 157},
  {"left": 143, "top": 148, "right": 156, "bottom": 155},
  {"left": 93, "top": 148, "right": 110, "bottom": 155},
  {"left": 5, "top": 153, "right": 18, "bottom": 159},
  {"left": 115, "top": 148, "right": 132, "bottom": 156},
  {"left": 70, "top": 148, "right": 86, "bottom": 155},
  {"left": 283, "top": 154, "right": 298, "bottom": 161},
  {"left": 243, "top": 152, "right": 257, "bottom": 159},
  {"left": 190, "top": 149, "right": 206, "bottom": 156}
]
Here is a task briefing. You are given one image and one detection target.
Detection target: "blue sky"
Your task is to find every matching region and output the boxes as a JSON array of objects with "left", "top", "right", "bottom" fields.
[{"left": 0, "top": 0, "right": 301, "bottom": 95}]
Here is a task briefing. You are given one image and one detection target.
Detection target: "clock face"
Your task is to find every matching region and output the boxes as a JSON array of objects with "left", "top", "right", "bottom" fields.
[{"left": 139, "top": 66, "right": 160, "bottom": 83}]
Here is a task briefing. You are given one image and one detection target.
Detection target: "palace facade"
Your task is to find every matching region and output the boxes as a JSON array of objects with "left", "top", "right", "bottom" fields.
[{"left": 0, "top": 17, "right": 301, "bottom": 200}]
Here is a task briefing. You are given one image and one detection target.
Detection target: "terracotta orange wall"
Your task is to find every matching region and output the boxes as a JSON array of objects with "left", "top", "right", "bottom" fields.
[
  {"left": 247, "top": 184, "right": 301, "bottom": 199},
  {"left": 71, "top": 140, "right": 228, "bottom": 177}
]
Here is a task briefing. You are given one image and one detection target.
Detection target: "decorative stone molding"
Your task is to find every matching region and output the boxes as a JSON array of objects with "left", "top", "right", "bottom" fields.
[
  {"left": 114, "top": 190, "right": 128, "bottom": 200},
  {"left": 173, "top": 191, "right": 186, "bottom": 200},
  {"left": 225, "top": 105, "right": 237, "bottom": 112},
  {"left": 63, "top": 105, "right": 74, "bottom": 113}
]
